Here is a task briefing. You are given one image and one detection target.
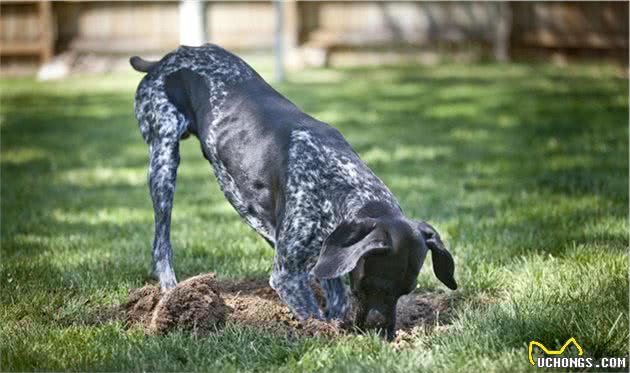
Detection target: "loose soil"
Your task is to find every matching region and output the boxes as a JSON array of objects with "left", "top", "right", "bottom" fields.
[{"left": 124, "top": 273, "right": 452, "bottom": 339}]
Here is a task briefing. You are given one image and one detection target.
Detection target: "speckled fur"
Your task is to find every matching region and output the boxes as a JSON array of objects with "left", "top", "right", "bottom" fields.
[
  {"left": 133, "top": 44, "right": 401, "bottom": 321},
  {"left": 270, "top": 130, "right": 400, "bottom": 319}
]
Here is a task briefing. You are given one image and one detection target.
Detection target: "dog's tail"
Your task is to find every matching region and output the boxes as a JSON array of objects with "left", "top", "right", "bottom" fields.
[{"left": 130, "top": 56, "right": 157, "bottom": 73}]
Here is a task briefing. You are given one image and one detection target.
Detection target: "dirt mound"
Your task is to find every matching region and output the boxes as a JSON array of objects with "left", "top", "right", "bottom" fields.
[
  {"left": 124, "top": 273, "right": 449, "bottom": 339},
  {"left": 219, "top": 277, "right": 342, "bottom": 337},
  {"left": 125, "top": 285, "right": 161, "bottom": 327},
  {"left": 396, "top": 292, "right": 451, "bottom": 330},
  {"left": 126, "top": 273, "right": 227, "bottom": 335},
  {"left": 392, "top": 292, "right": 452, "bottom": 348}
]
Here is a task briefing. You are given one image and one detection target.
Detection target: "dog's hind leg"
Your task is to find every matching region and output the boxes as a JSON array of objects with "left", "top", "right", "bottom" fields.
[
  {"left": 135, "top": 72, "right": 190, "bottom": 290},
  {"left": 148, "top": 136, "right": 180, "bottom": 290}
]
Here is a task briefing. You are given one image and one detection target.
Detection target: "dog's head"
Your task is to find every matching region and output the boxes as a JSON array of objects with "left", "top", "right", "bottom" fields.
[{"left": 312, "top": 217, "right": 457, "bottom": 340}]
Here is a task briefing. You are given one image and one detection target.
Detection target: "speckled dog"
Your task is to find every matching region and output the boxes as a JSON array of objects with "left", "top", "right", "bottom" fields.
[{"left": 131, "top": 44, "right": 457, "bottom": 339}]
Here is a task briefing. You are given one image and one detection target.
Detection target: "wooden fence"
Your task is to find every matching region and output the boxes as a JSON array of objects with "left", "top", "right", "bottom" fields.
[
  {"left": 1, "top": 1, "right": 627, "bottom": 72},
  {"left": 0, "top": 1, "right": 53, "bottom": 64}
]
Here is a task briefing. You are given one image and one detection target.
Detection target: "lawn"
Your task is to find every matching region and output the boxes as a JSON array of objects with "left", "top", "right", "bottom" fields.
[{"left": 1, "top": 61, "right": 628, "bottom": 372}]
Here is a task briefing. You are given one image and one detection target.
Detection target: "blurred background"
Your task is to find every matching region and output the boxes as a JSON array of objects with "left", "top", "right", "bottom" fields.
[{"left": 0, "top": 1, "right": 627, "bottom": 78}]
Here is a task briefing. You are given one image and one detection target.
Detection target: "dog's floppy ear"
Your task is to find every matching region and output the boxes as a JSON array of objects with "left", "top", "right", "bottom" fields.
[
  {"left": 417, "top": 221, "right": 457, "bottom": 290},
  {"left": 312, "top": 218, "right": 391, "bottom": 279}
]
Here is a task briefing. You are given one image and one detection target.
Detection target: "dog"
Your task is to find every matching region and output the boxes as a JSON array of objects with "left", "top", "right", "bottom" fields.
[{"left": 130, "top": 44, "right": 457, "bottom": 339}]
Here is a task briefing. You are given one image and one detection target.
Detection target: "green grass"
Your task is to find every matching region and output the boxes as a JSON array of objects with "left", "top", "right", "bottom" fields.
[{"left": 1, "top": 61, "right": 628, "bottom": 372}]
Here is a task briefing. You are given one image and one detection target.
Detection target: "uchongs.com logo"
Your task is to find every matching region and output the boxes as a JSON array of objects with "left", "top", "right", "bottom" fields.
[{"left": 528, "top": 337, "right": 627, "bottom": 369}]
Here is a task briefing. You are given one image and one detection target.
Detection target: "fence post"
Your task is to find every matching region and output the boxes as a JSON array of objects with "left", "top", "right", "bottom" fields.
[
  {"left": 179, "top": 0, "right": 206, "bottom": 47},
  {"left": 273, "top": 0, "right": 285, "bottom": 83},
  {"left": 39, "top": 1, "right": 54, "bottom": 63},
  {"left": 494, "top": 1, "right": 512, "bottom": 62}
]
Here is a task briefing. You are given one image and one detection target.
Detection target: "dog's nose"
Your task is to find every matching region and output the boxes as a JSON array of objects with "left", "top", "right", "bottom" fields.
[
  {"left": 366, "top": 310, "right": 396, "bottom": 341},
  {"left": 366, "top": 309, "right": 387, "bottom": 328},
  {"left": 364, "top": 309, "right": 395, "bottom": 340}
]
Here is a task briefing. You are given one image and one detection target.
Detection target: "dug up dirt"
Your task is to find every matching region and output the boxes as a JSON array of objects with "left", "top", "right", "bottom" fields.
[{"left": 124, "top": 272, "right": 452, "bottom": 340}]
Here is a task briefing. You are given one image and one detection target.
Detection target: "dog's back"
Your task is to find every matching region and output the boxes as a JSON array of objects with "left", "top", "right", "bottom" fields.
[{"left": 133, "top": 44, "right": 396, "bottom": 245}]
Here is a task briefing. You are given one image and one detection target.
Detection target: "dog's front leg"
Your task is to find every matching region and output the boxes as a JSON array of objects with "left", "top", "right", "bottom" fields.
[
  {"left": 148, "top": 137, "right": 180, "bottom": 290},
  {"left": 320, "top": 278, "right": 348, "bottom": 320},
  {"left": 270, "top": 261, "right": 323, "bottom": 321}
]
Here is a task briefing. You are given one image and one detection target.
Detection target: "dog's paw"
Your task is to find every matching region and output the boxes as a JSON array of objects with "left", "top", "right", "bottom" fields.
[{"left": 158, "top": 274, "right": 178, "bottom": 291}]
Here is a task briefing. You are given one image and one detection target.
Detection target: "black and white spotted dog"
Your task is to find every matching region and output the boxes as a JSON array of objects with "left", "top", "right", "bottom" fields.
[{"left": 131, "top": 44, "right": 457, "bottom": 339}]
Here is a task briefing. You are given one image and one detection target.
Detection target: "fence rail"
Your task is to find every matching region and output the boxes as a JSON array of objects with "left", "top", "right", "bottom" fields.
[{"left": 0, "top": 1, "right": 627, "bottom": 70}]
